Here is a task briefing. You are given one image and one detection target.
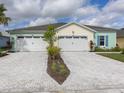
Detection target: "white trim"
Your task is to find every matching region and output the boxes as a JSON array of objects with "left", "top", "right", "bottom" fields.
[{"left": 55, "top": 22, "right": 97, "bottom": 32}]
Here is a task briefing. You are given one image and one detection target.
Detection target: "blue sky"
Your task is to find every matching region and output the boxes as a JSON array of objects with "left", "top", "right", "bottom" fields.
[
  {"left": 90, "top": 0, "right": 108, "bottom": 8},
  {"left": 0, "top": 0, "right": 124, "bottom": 31}
]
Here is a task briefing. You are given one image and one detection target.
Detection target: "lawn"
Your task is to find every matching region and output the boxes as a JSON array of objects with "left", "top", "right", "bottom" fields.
[
  {"left": 0, "top": 48, "right": 9, "bottom": 57},
  {"left": 98, "top": 53, "right": 124, "bottom": 62},
  {"left": 0, "top": 48, "right": 6, "bottom": 52}
]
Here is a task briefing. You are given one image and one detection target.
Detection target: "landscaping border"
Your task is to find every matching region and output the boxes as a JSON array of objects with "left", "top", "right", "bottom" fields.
[{"left": 47, "top": 54, "right": 70, "bottom": 85}]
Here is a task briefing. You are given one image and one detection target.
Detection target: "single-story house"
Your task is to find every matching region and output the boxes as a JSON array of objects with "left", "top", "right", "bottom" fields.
[
  {"left": 0, "top": 32, "right": 10, "bottom": 48},
  {"left": 7, "top": 22, "right": 118, "bottom": 52},
  {"left": 117, "top": 28, "right": 124, "bottom": 48}
]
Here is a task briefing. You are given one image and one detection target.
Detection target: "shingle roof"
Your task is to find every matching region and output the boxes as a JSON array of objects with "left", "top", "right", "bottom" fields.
[
  {"left": 7, "top": 23, "right": 66, "bottom": 34},
  {"left": 0, "top": 31, "right": 10, "bottom": 37},
  {"left": 7, "top": 23, "right": 120, "bottom": 34},
  {"left": 84, "top": 25, "right": 118, "bottom": 32},
  {"left": 117, "top": 29, "right": 124, "bottom": 37}
]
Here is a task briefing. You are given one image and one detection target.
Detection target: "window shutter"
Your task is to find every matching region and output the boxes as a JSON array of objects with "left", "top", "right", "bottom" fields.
[
  {"left": 106, "top": 35, "right": 108, "bottom": 47},
  {"left": 97, "top": 36, "right": 100, "bottom": 46}
]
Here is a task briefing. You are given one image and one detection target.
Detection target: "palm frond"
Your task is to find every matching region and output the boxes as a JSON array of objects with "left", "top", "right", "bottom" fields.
[{"left": 0, "top": 4, "right": 11, "bottom": 25}]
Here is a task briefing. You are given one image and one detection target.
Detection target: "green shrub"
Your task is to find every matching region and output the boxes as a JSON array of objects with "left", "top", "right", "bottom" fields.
[
  {"left": 59, "top": 64, "right": 68, "bottom": 76},
  {"left": 59, "top": 64, "right": 65, "bottom": 69},
  {"left": 0, "top": 48, "right": 4, "bottom": 51},
  {"left": 111, "top": 47, "right": 121, "bottom": 52},
  {"left": 95, "top": 47, "right": 121, "bottom": 52},
  {"left": 47, "top": 46, "right": 60, "bottom": 58},
  {"left": 121, "top": 49, "right": 124, "bottom": 54},
  {"left": 0, "top": 48, "right": 8, "bottom": 57},
  {"left": 95, "top": 47, "right": 107, "bottom": 52},
  {"left": 0, "top": 48, "right": 5, "bottom": 54},
  {"left": 51, "top": 62, "right": 69, "bottom": 76},
  {"left": 59, "top": 68, "right": 68, "bottom": 76},
  {"left": 51, "top": 62, "right": 57, "bottom": 72}
]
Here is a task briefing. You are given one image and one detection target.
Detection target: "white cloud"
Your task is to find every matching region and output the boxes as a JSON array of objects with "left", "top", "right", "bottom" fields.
[
  {"left": 103, "top": 0, "right": 124, "bottom": 14},
  {"left": 80, "top": 12, "right": 121, "bottom": 25},
  {"left": 29, "top": 17, "right": 57, "bottom": 26},
  {"left": 41, "top": 0, "right": 86, "bottom": 18},
  {"left": 0, "top": 0, "right": 45, "bottom": 20},
  {"left": 0, "top": 0, "right": 88, "bottom": 27},
  {"left": 1, "top": 0, "right": 124, "bottom": 29},
  {"left": 74, "top": 6, "right": 99, "bottom": 17},
  {"left": 13, "top": 0, "right": 42, "bottom": 18},
  {"left": 1, "top": 0, "right": 87, "bottom": 19},
  {"left": 79, "top": 0, "right": 124, "bottom": 28}
]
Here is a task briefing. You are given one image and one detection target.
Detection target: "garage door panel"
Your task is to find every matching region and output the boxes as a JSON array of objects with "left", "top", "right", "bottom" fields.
[
  {"left": 17, "top": 38, "right": 25, "bottom": 51},
  {"left": 73, "top": 38, "right": 88, "bottom": 51},
  {"left": 16, "top": 36, "right": 47, "bottom": 52},
  {"left": 23, "top": 38, "right": 34, "bottom": 51},
  {"left": 33, "top": 38, "right": 47, "bottom": 51},
  {"left": 59, "top": 36, "right": 89, "bottom": 51},
  {"left": 59, "top": 37, "right": 73, "bottom": 51}
]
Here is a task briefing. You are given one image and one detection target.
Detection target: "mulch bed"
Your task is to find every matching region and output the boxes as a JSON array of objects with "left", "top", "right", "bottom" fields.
[{"left": 47, "top": 54, "right": 70, "bottom": 85}]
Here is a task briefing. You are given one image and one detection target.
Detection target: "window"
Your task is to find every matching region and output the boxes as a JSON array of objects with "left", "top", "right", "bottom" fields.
[
  {"left": 80, "top": 36, "right": 87, "bottom": 39},
  {"left": 58, "top": 36, "right": 64, "bottom": 39},
  {"left": 18, "top": 36, "right": 24, "bottom": 38},
  {"left": 66, "top": 36, "right": 72, "bottom": 39},
  {"left": 25, "top": 36, "right": 32, "bottom": 38},
  {"left": 41, "top": 36, "right": 44, "bottom": 38},
  {"left": 33, "top": 36, "right": 40, "bottom": 38},
  {"left": 99, "top": 36, "right": 105, "bottom": 46},
  {"left": 73, "top": 36, "right": 79, "bottom": 39},
  {"left": 98, "top": 35, "right": 109, "bottom": 47}
]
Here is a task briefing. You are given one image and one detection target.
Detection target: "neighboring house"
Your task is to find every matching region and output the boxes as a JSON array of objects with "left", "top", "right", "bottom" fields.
[
  {"left": 7, "top": 22, "right": 117, "bottom": 52},
  {"left": 117, "top": 29, "right": 124, "bottom": 48},
  {"left": 0, "top": 32, "right": 10, "bottom": 48}
]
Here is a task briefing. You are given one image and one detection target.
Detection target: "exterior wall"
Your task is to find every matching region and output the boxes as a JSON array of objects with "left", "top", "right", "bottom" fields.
[
  {"left": 95, "top": 32, "right": 116, "bottom": 49},
  {"left": 0, "top": 37, "right": 10, "bottom": 48},
  {"left": 10, "top": 35, "right": 17, "bottom": 51},
  {"left": 117, "top": 37, "right": 124, "bottom": 48},
  {"left": 56, "top": 24, "right": 94, "bottom": 46}
]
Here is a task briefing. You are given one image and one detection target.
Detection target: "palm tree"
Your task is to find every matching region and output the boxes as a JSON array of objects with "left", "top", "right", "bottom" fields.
[
  {"left": 44, "top": 25, "right": 60, "bottom": 59},
  {"left": 0, "top": 4, "right": 11, "bottom": 25},
  {"left": 44, "top": 25, "right": 56, "bottom": 47}
]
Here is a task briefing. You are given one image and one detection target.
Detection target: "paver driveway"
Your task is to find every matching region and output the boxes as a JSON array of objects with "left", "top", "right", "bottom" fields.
[{"left": 0, "top": 52, "right": 124, "bottom": 93}]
